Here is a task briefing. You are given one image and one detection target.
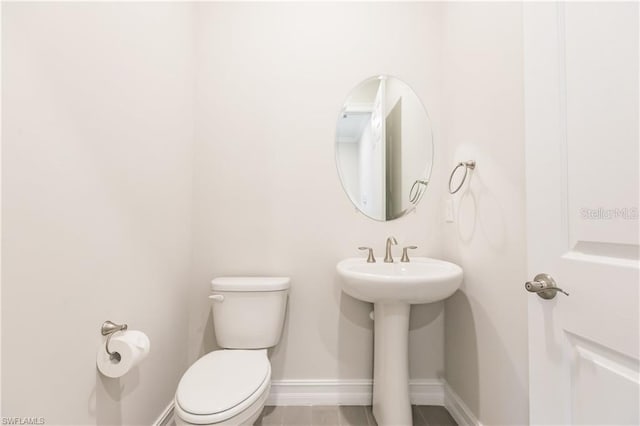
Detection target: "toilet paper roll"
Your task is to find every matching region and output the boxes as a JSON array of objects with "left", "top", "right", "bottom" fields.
[{"left": 96, "top": 330, "right": 150, "bottom": 378}]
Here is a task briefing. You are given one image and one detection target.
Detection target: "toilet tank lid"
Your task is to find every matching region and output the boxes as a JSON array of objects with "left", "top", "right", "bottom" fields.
[{"left": 211, "top": 276, "right": 290, "bottom": 292}]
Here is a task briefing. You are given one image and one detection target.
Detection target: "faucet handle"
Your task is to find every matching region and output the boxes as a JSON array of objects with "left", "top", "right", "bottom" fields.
[
  {"left": 358, "top": 247, "right": 376, "bottom": 263},
  {"left": 400, "top": 246, "right": 418, "bottom": 263}
]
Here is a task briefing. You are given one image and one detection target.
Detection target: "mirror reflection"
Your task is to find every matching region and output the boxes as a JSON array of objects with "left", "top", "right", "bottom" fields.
[{"left": 335, "top": 76, "right": 434, "bottom": 221}]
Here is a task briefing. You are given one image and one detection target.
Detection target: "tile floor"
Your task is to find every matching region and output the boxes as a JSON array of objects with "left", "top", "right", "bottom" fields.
[{"left": 254, "top": 405, "right": 457, "bottom": 426}]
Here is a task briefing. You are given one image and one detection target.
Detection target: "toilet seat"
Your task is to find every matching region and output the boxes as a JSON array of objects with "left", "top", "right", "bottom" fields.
[{"left": 175, "top": 349, "right": 270, "bottom": 425}]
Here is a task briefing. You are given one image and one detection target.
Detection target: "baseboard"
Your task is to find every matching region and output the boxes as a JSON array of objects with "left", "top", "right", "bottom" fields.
[
  {"left": 266, "top": 379, "right": 372, "bottom": 406},
  {"left": 266, "top": 379, "right": 444, "bottom": 406},
  {"left": 156, "top": 379, "right": 480, "bottom": 426},
  {"left": 153, "top": 400, "right": 175, "bottom": 426},
  {"left": 409, "top": 379, "right": 445, "bottom": 406},
  {"left": 442, "top": 380, "right": 482, "bottom": 426}
]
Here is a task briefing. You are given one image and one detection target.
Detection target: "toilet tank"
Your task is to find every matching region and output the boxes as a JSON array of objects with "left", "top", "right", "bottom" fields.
[{"left": 210, "top": 277, "right": 290, "bottom": 349}]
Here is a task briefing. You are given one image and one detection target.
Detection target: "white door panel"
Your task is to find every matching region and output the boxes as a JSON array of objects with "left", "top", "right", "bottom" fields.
[
  {"left": 569, "top": 333, "right": 639, "bottom": 425},
  {"left": 524, "top": 3, "right": 639, "bottom": 425},
  {"left": 564, "top": 2, "right": 639, "bottom": 248}
]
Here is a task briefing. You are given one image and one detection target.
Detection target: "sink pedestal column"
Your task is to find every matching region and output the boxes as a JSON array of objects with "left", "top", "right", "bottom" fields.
[{"left": 372, "top": 302, "right": 412, "bottom": 426}]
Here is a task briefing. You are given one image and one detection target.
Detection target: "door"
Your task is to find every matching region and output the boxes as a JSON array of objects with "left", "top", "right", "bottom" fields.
[
  {"left": 385, "top": 98, "right": 402, "bottom": 219},
  {"left": 524, "top": 3, "right": 639, "bottom": 425},
  {"left": 367, "top": 77, "right": 386, "bottom": 218}
]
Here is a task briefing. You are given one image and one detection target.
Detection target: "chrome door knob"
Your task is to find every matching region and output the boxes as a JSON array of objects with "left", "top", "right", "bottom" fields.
[{"left": 525, "top": 273, "right": 569, "bottom": 299}]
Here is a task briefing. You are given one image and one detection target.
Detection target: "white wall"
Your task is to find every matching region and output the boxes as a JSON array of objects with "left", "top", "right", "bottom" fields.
[
  {"left": 441, "top": 3, "right": 529, "bottom": 425},
  {"left": 190, "top": 2, "right": 446, "bottom": 382},
  {"left": 2, "top": 3, "right": 532, "bottom": 423},
  {"left": 2, "top": 3, "right": 194, "bottom": 424}
]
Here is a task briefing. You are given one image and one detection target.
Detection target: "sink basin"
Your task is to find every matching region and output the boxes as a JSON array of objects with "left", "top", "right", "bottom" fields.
[
  {"left": 337, "top": 256, "right": 463, "bottom": 426},
  {"left": 337, "top": 257, "right": 463, "bottom": 304}
]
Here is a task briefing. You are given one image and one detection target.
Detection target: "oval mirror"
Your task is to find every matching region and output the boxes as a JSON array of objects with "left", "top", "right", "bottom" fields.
[{"left": 335, "top": 76, "right": 434, "bottom": 221}]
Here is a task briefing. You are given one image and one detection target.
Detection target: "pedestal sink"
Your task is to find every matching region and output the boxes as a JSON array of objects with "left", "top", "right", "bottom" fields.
[{"left": 337, "top": 257, "right": 463, "bottom": 426}]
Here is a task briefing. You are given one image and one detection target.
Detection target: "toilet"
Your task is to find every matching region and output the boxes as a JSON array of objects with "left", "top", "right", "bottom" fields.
[{"left": 174, "top": 277, "right": 290, "bottom": 425}]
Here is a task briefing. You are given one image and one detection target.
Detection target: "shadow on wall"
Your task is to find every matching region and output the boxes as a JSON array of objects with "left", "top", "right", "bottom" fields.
[
  {"left": 268, "top": 293, "right": 292, "bottom": 377},
  {"left": 446, "top": 289, "right": 529, "bottom": 420},
  {"left": 455, "top": 165, "right": 507, "bottom": 251},
  {"left": 337, "top": 274, "right": 374, "bottom": 387},
  {"left": 409, "top": 302, "right": 443, "bottom": 331},
  {"left": 444, "top": 291, "right": 479, "bottom": 415},
  {"left": 445, "top": 156, "right": 528, "bottom": 422},
  {"left": 200, "top": 310, "right": 218, "bottom": 356},
  {"left": 409, "top": 302, "right": 444, "bottom": 378},
  {"left": 91, "top": 368, "right": 141, "bottom": 425}
]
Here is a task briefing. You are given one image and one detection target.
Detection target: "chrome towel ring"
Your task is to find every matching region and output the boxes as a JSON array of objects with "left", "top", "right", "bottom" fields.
[
  {"left": 409, "top": 179, "right": 429, "bottom": 204},
  {"left": 101, "top": 320, "right": 128, "bottom": 362},
  {"left": 448, "top": 160, "right": 476, "bottom": 194}
]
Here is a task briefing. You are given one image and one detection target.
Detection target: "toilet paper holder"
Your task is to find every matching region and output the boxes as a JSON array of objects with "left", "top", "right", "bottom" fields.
[{"left": 101, "top": 320, "right": 128, "bottom": 362}]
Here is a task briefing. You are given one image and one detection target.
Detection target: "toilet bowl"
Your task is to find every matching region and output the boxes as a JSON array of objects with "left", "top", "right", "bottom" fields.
[
  {"left": 174, "top": 350, "right": 270, "bottom": 425},
  {"left": 174, "top": 277, "right": 290, "bottom": 426}
]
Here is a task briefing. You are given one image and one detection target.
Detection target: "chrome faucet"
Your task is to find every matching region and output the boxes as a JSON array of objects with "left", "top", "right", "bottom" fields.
[{"left": 384, "top": 236, "right": 397, "bottom": 263}]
